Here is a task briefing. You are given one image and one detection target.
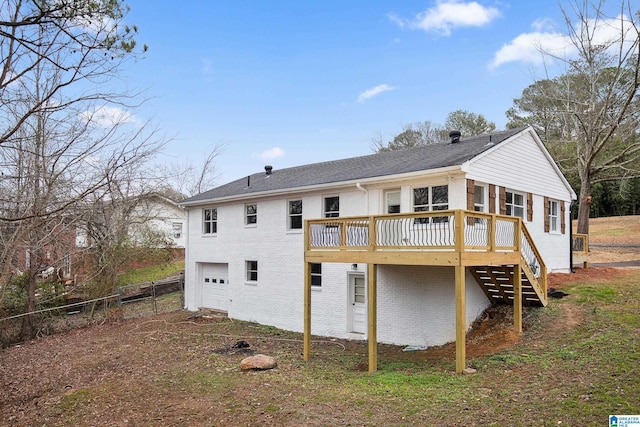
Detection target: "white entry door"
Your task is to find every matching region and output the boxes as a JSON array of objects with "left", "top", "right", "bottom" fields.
[
  {"left": 201, "top": 263, "right": 230, "bottom": 312},
  {"left": 349, "top": 273, "right": 366, "bottom": 334}
]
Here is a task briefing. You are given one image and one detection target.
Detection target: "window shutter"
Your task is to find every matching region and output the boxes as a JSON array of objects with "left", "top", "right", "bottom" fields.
[
  {"left": 499, "top": 187, "right": 506, "bottom": 215},
  {"left": 527, "top": 193, "right": 533, "bottom": 222},
  {"left": 561, "top": 201, "right": 566, "bottom": 234},
  {"left": 489, "top": 185, "right": 496, "bottom": 214},
  {"left": 466, "top": 179, "right": 475, "bottom": 211},
  {"left": 544, "top": 197, "right": 550, "bottom": 232},
  {"left": 466, "top": 179, "right": 475, "bottom": 225}
]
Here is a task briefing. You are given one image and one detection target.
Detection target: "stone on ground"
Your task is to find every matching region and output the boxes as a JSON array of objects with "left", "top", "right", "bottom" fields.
[{"left": 240, "top": 354, "right": 277, "bottom": 370}]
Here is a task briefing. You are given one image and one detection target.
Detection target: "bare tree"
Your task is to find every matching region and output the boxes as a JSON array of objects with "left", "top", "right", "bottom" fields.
[
  {"left": 0, "top": 1, "right": 163, "bottom": 339},
  {"left": 508, "top": 0, "right": 640, "bottom": 234},
  {"left": 0, "top": 0, "right": 146, "bottom": 148},
  {"left": 159, "top": 145, "right": 224, "bottom": 197}
]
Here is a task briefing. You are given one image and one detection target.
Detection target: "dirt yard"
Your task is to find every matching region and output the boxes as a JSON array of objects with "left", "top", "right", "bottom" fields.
[{"left": 1, "top": 216, "right": 638, "bottom": 426}]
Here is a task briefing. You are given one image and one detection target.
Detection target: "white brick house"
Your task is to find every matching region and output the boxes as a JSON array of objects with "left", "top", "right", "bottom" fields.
[{"left": 180, "top": 127, "right": 576, "bottom": 366}]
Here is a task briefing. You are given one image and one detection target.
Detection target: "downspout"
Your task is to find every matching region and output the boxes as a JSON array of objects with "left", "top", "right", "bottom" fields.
[
  {"left": 569, "top": 202, "right": 575, "bottom": 273},
  {"left": 356, "top": 182, "right": 368, "bottom": 213}
]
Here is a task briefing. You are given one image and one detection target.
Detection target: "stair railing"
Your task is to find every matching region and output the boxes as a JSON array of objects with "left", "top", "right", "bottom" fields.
[{"left": 520, "top": 223, "right": 547, "bottom": 297}]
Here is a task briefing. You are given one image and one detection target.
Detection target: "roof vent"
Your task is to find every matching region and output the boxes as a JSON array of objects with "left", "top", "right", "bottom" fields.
[
  {"left": 449, "top": 130, "right": 461, "bottom": 144},
  {"left": 265, "top": 165, "right": 273, "bottom": 175}
]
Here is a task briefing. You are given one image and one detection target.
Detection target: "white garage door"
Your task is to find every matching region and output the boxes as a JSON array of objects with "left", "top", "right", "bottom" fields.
[{"left": 200, "top": 263, "right": 230, "bottom": 312}]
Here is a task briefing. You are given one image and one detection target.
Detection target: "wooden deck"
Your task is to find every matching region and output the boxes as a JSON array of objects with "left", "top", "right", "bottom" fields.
[{"left": 302, "top": 209, "right": 548, "bottom": 373}]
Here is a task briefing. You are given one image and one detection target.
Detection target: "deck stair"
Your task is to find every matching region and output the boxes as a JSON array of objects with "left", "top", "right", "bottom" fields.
[{"left": 470, "top": 256, "right": 547, "bottom": 307}]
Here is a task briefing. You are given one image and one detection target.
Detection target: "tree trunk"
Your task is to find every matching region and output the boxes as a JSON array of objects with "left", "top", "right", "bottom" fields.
[
  {"left": 576, "top": 173, "right": 591, "bottom": 235},
  {"left": 21, "top": 270, "right": 37, "bottom": 340}
]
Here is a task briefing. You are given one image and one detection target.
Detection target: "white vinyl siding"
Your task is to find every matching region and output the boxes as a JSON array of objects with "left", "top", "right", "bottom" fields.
[{"left": 466, "top": 131, "right": 571, "bottom": 201}]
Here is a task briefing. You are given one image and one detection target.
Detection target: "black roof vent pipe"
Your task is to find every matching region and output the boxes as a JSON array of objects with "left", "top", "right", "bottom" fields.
[
  {"left": 449, "top": 130, "right": 461, "bottom": 144},
  {"left": 265, "top": 165, "right": 273, "bottom": 175}
]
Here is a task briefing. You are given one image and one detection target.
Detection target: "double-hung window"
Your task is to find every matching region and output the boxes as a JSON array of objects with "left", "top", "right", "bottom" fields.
[
  {"left": 172, "top": 222, "right": 183, "bottom": 238},
  {"left": 288, "top": 200, "right": 302, "bottom": 230},
  {"left": 203, "top": 208, "right": 217, "bottom": 234},
  {"left": 549, "top": 200, "right": 559, "bottom": 232},
  {"left": 506, "top": 191, "right": 525, "bottom": 219},
  {"left": 385, "top": 189, "right": 401, "bottom": 214},
  {"left": 246, "top": 260, "right": 258, "bottom": 282},
  {"left": 474, "top": 185, "right": 486, "bottom": 212},
  {"left": 413, "top": 185, "right": 448, "bottom": 223},
  {"left": 310, "top": 263, "right": 322, "bottom": 287},
  {"left": 245, "top": 203, "right": 257, "bottom": 225},
  {"left": 324, "top": 196, "right": 339, "bottom": 218}
]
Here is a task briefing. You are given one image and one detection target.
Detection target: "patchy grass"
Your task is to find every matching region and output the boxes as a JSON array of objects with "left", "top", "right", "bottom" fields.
[
  {"left": 2, "top": 268, "right": 639, "bottom": 426},
  {"left": 117, "top": 260, "right": 184, "bottom": 285}
]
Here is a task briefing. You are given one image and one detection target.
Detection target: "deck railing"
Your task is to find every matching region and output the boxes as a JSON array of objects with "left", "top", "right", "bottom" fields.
[
  {"left": 572, "top": 233, "right": 589, "bottom": 254},
  {"left": 571, "top": 233, "right": 589, "bottom": 268},
  {"left": 306, "top": 210, "right": 522, "bottom": 253}
]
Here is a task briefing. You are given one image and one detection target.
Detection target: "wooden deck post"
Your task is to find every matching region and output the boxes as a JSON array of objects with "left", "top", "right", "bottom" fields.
[
  {"left": 303, "top": 261, "right": 311, "bottom": 361},
  {"left": 367, "top": 263, "right": 377, "bottom": 373},
  {"left": 513, "top": 262, "right": 523, "bottom": 333},
  {"left": 455, "top": 264, "right": 466, "bottom": 373}
]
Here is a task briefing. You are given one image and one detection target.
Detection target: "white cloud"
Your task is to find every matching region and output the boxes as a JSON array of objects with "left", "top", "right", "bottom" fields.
[
  {"left": 255, "top": 147, "right": 285, "bottom": 161},
  {"left": 490, "top": 31, "right": 573, "bottom": 68},
  {"left": 390, "top": 0, "right": 501, "bottom": 36},
  {"left": 358, "top": 84, "right": 395, "bottom": 103},
  {"left": 79, "top": 106, "right": 142, "bottom": 128},
  {"left": 491, "top": 15, "right": 637, "bottom": 68}
]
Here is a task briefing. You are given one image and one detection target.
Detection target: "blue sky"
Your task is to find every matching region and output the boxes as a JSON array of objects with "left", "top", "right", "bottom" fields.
[{"left": 116, "top": 0, "right": 619, "bottom": 187}]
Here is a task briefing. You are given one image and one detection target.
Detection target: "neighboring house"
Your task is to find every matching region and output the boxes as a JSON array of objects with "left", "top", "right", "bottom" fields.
[
  {"left": 179, "top": 126, "right": 576, "bottom": 371},
  {"left": 128, "top": 193, "right": 187, "bottom": 249},
  {"left": 76, "top": 192, "right": 187, "bottom": 251},
  {"left": 7, "top": 191, "right": 186, "bottom": 287}
]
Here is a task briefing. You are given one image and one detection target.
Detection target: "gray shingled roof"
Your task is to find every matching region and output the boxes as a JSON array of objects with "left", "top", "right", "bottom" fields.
[{"left": 181, "top": 127, "right": 527, "bottom": 205}]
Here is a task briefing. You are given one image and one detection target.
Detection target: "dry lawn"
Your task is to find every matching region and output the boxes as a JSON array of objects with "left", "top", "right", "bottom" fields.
[
  {"left": 1, "top": 216, "right": 639, "bottom": 426},
  {"left": 578, "top": 215, "right": 640, "bottom": 264}
]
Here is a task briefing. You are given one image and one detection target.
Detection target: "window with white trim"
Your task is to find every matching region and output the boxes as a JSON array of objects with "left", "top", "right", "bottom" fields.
[
  {"left": 413, "top": 185, "right": 448, "bottom": 223},
  {"left": 385, "top": 189, "right": 401, "bottom": 214},
  {"left": 172, "top": 222, "right": 183, "bottom": 238},
  {"left": 549, "top": 200, "right": 559, "bottom": 232},
  {"left": 203, "top": 208, "right": 217, "bottom": 234},
  {"left": 246, "top": 260, "right": 258, "bottom": 282},
  {"left": 474, "top": 185, "right": 486, "bottom": 212},
  {"left": 506, "top": 191, "right": 525, "bottom": 219},
  {"left": 324, "top": 196, "right": 339, "bottom": 218},
  {"left": 245, "top": 203, "right": 257, "bottom": 225},
  {"left": 288, "top": 199, "right": 302, "bottom": 230},
  {"left": 310, "top": 263, "right": 322, "bottom": 287}
]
